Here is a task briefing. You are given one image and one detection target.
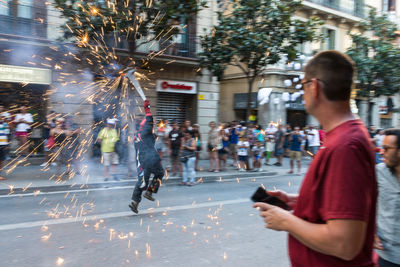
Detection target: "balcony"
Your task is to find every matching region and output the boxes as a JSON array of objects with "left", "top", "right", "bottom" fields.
[
  {"left": 0, "top": 15, "right": 47, "bottom": 39},
  {"left": 304, "top": 0, "right": 366, "bottom": 19},
  {"left": 106, "top": 33, "right": 199, "bottom": 60}
]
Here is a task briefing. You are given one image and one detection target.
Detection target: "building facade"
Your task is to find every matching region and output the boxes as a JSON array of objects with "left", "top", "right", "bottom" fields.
[
  {"left": 0, "top": 0, "right": 219, "bottom": 157},
  {"left": 218, "top": 0, "right": 374, "bottom": 128}
]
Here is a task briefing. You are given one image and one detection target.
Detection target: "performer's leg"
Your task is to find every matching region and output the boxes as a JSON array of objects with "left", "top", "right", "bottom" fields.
[{"left": 131, "top": 168, "right": 150, "bottom": 203}]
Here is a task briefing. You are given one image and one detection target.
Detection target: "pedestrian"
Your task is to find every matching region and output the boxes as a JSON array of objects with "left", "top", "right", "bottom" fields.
[
  {"left": 184, "top": 120, "right": 193, "bottom": 135},
  {"left": 251, "top": 140, "right": 263, "bottom": 172},
  {"left": 375, "top": 129, "right": 385, "bottom": 164},
  {"left": 283, "top": 124, "right": 292, "bottom": 157},
  {"left": 237, "top": 134, "right": 249, "bottom": 171},
  {"left": 13, "top": 106, "right": 33, "bottom": 156},
  {"left": 64, "top": 115, "right": 81, "bottom": 175},
  {"left": 97, "top": 118, "right": 120, "bottom": 181},
  {"left": 168, "top": 121, "right": 183, "bottom": 176},
  {"left": 41, "top": 111, "right": 57, "bottom": 167},
  {"left": 254, "top": 51, "right": 377, "bottom": 266},
  {"left": 207, "top": 121, "right": 220, "bottom": 172},
  {"left": 0, "top": 105, "right": 12, "bottom": 161},
  {"left": 50, "top": 117, "right": 73, "bottom": 176},
  {"left": 264, "top": 136, "right": 275, "bottom": 166},
  {"left": 273, "top": 124, "right": 284, "bottom": 166},
  {"left": 228, "top": 120, "right": 240, "bottom": 168},
  {"left": 0, "top": 114, "right": 10, "bottom": 180},
  {"left": 218, "top": 124, "right": 229, "bottom": 171},
  {"left": 163, "top": 119, "right": 172, "bottom": 169},
  {"left": 288, "top": 126, "right": 303, "bottom": 175},
  {"left": 129, "top": 100, "right": 165, "bottom": 214},
  {"left": 155, "top": 120, "right": 166, "bottom": 160},
  {"left": 307, "top": 125, "right": 320, "bottom": 156},
  {"left": 374, "top": 128, "right": 400, "bottom": 267},
  {"left": 180, "top": 131, "right": 197, "bottom": 186},
  {"left": 192, "top": 124, "right": 202, "bottom": 171}
]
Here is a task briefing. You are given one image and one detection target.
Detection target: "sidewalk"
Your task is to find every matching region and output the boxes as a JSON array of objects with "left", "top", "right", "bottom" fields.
[{"left": 0, "top": 157, "right": 312, "bottom": 194}]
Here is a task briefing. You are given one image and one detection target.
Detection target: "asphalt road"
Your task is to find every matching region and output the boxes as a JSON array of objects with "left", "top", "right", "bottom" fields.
[{"left": 0, "top": 173, "right": 304, "bottom": 267}]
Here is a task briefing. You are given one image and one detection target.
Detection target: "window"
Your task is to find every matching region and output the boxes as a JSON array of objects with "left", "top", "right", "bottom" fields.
[
  {"left": 0, "top": 0, "right": 10, "bottom": 16},
  {"left": 383, "top": 0, "right": 396, "bottom": 12},
  {"left": 17, "top": 0, "right": 33, "bottom": 19},
  {"left": 321, "top": 28, "right": 336, "bottom": 50}
]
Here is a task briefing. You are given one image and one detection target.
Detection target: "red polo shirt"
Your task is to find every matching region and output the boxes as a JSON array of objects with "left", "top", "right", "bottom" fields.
[{"left": 289, "top": 119, "right": 377, "bottom": 267}]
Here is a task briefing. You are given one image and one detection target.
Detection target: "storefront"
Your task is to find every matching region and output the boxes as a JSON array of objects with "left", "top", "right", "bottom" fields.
[
  {"left": 0, "top": 64, "right": 52, "bottom": 153},
  {"left": 156, "top": 79, "right": 197, "bottom": 123}
]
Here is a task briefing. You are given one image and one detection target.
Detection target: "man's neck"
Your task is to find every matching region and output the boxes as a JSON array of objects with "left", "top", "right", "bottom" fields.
[{"left": 314, "top": 103, "right": 355, "bottom": 132}]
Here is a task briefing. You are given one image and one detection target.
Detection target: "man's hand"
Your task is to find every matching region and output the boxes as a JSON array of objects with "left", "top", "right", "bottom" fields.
[
  {"left": 144, "top": 100, "right": 151, "bottom": 115},
  {"left": 253, "top": 202, "right": 293, "bottom": 231},
  {"left": 374, "top": 235, "right": 384, "bottom": 250},
  {"left": 267, "top": 190, "right": 298, "bottom": 210}
]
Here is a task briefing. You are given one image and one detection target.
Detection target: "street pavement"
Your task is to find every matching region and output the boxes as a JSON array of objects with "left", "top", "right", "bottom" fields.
[{"left": 0, "top": 157, "right": 311, "bottom": 267}]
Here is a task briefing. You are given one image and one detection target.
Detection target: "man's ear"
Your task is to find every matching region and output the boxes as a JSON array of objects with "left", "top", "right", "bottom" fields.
[{"left": 311, "top": 78, "right": 321, "bottom": 99}]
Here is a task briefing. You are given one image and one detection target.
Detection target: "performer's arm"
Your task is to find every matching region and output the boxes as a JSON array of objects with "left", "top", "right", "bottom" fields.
[{"left": 142, "top": 100, "right": 154, "bottom": 136}]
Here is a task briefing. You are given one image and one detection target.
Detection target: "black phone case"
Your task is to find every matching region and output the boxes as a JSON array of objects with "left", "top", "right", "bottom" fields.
[{"left": 251, "top": 187, "right": 290, "bottom": 210}]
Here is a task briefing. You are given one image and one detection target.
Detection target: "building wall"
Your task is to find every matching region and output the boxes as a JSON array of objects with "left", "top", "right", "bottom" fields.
[{"left": 218, "top": 2, "right": 365, "bottom": 129}]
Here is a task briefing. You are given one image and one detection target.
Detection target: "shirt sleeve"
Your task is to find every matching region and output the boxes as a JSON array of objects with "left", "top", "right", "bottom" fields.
[
  {"left": 98, "top": 129, "right": 104, "bottom": 140},
  {"left": 321, "top": 140, "right": 375, "bottom": 222}
]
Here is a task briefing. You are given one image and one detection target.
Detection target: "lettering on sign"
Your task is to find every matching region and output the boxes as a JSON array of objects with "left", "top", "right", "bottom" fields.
[
  {"left": 0, "top": 64, "right": 51, "bottom": 85},
  {"left": 161, "top": 81, "right": 192, "bottom": 90},
  {"left": 156, "top": 79, "right": 197, "bottom": 94}
]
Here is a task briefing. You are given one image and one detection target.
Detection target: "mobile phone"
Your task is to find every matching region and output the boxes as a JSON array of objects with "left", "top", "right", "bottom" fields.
[{"left": 251, "top": 187, "right": 290, "bottom": 210}]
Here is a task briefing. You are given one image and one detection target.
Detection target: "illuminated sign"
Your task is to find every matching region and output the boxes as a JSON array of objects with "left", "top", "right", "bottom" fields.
[
  {"left": 156, "top": 79, "right": 197, "bottom": 94},
  {"left": 0, "top": 64, "right": 51, "bottom": 85}
]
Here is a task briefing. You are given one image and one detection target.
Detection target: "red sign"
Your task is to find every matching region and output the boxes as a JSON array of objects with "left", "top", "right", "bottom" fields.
[{"left": 161, "top": 81, "right": 193, "bottom": 90}]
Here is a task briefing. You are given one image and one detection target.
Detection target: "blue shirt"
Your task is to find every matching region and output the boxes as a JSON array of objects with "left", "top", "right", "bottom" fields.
[
  {"left": 229, "top": 128, "right": 239, "bottom": 144},
  {"left": 290, "top": 133, "right": 302, "bottom": 151}
]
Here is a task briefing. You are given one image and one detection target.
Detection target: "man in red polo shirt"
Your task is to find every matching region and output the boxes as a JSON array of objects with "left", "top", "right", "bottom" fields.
[{"left": 254, "top": 51, "right": 377, "bottom": 266}]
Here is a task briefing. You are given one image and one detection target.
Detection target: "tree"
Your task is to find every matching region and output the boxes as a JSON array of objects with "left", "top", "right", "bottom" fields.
[
  {"left": 198, "top": 0, "right": 321, "bottom": 120},
  {"left": 54, "top": 0, "right": 206, "bottom": 58},
  {"left": 346, "top": 9, "right": 400, "bottom": 125}
]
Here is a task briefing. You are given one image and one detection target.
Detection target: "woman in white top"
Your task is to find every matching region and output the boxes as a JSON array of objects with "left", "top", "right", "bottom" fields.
[{"left": 13, "top": 106, "right": 33, "bottom": 156}]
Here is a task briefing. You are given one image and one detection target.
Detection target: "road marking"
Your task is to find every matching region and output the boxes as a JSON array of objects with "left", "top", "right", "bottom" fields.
[
  {"left": 0, "top": 173, "right": 298, "bottom": 198},
  {"left": 0, "top": 198, "right": 250, "bottom": 231},
  {"left": 0, "top": 186, "right": 135, "bottom": 198}
]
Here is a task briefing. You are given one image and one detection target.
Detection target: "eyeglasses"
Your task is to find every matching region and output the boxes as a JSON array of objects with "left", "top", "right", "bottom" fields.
[
  {"left": 300, "top": 78, "right": 326, "bottom": 87},
  {"left": 382, "top": 146, "right": 397, "bottom": 152}
]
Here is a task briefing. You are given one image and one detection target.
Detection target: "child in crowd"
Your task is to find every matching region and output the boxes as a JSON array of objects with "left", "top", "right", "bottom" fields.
[
  {"left": 237, "top": 135, "right": 250, "bottom": 171},
  {"left": 252, "top": 140, "right": 264, "bottom": 172}
]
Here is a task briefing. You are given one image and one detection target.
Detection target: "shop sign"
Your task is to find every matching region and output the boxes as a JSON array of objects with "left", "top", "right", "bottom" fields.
[
  {"left": 0, "top": 64, "right": 51, "bottom": 85},
  {"left": 156, "top": 79, "right": 197, "bottom": 94}
]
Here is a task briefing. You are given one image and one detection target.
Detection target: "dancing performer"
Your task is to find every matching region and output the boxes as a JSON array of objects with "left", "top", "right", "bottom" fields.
[{"left": 129, "top": 100, "right": 164, "bottom": 214}]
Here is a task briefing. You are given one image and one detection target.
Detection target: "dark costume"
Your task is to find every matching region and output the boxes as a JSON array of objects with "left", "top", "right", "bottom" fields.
[{"left": 130, "top": 100, "right": 164, "bottom": 213}]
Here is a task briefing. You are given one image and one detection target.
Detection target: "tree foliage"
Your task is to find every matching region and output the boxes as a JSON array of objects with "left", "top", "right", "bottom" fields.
[
  {"left": 198, "top": 0, "right": 321, "bottom": 119},
  {"left": 54, "top": 0, "right": 207, "bottom": 55},
  {"left": 346, "top": 9, "right": 400, "bottom": 98}
]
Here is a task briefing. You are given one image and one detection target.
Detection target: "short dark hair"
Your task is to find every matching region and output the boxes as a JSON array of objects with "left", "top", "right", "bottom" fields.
[
  {"left": 305, "top": 50, "right": 355, "bottom": 101},
  {"left": 384, "top": 128, "right": 400, "bottom": 149}
]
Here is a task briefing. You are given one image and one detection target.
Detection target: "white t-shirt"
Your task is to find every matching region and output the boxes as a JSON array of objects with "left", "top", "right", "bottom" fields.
[
  {"left": 308, "top": 129, "right": 320, "bottom": 147},
  {"left": 14, "top": 113, "right": 33, "bottom": 132},
  {"left": 237, "top": 140, "right": 249, "bottom": 156},
  {"left": 1, "top": 112, "right": 11, "bottom": 121}
]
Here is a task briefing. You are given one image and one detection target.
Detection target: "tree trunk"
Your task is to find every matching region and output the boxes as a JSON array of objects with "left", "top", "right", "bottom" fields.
[{"left": 246, "top": 78, "right": 254, "bottom": 122}]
